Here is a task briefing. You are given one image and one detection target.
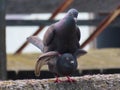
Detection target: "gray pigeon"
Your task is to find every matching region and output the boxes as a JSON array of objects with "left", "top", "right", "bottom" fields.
[
  {"left": 43, "top": 8, "right": 80, "bottom": 54},
  {"left": 27, "top": 8, "right": 87, "bottom": 82}
]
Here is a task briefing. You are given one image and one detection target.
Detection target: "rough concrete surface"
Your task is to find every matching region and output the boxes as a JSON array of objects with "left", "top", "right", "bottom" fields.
[{"left": 0, "top": 74, "right": 120, "bottom": 90}]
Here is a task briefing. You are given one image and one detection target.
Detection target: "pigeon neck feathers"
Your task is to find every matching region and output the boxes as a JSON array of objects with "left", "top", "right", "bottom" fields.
[
  {"left": 55, "top": 14, "right": 75, "bottom": 25},
  {"left": 54, "top": 15, "right": 76, "bottom": 34},
  {"left": 54, "top": 8, "right": 78, "bottom": 32}
]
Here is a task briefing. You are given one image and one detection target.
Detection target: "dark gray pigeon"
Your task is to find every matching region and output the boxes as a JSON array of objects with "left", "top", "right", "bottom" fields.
[
  {"left": 43, "top": 8, "right": 80, "bottom": 54},
  {"left": 27, "top": 8, "right": 87, "bottom": 82}
]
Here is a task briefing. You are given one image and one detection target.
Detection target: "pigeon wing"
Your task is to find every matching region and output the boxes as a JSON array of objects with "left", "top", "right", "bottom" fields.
[
  {"left": 74, "top": 49, "right": 87, "bottom": 58},
  {"left": 43, "top": 25, "right": 56, "bottom": 46},
  {"left": 35, "top": 51, "right": 59, "bottom": 76},
  {"left": 76, "top": 26, "right": 81, "bottom": 41}
]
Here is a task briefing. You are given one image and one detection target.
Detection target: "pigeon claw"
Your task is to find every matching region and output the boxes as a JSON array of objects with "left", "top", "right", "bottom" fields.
[
  {"left": 65, "top": 76, "right": 76, "bottom": 83},
  {"left": 54, "top": 77, "right": 62, "bottom": 83}
]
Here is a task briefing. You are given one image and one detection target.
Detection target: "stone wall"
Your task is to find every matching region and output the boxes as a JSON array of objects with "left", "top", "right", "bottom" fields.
[{"left": 0, "top": 74, "right": 120, "bottom": 90}]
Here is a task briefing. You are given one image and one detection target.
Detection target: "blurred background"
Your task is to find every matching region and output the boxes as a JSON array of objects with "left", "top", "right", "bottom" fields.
[{"left": 0, "top": 0, "right": 120, "bottom": 80}]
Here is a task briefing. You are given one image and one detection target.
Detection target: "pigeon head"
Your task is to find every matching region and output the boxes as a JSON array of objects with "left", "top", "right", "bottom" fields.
[
  {"left": 67, "top": 8, "right": 78, "bottom": 22},
  {"left": 56, "top": 53, "right": 77, "bottom": 76}
]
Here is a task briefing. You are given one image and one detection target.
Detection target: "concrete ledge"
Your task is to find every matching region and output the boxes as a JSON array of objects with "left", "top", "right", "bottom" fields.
[{"left": 0, "top": 74, "right": 120, "bottom": 90}]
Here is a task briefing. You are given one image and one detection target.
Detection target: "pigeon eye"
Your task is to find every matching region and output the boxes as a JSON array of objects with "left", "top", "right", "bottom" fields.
[{"left": 70, "top": 61, "right": 74, "bottom": 64}]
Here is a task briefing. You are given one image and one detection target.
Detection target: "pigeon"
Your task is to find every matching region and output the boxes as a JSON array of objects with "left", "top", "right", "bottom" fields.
[
  {"left": 43, "top": 8, "right": 80, "bottom": 54},
  {"left": 27, "top": 8, "right": 87, "bottom": 82},
  {"left": 34, "top": 51, "right": 79, "bottom": 82}
]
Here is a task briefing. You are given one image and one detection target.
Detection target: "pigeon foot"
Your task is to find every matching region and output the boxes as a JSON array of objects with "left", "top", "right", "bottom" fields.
[
  {"left": 54, "top": 77, "right": 62, "bottom": 83},
  {"left": 65, "top": 76, "right": 76, "bottom": 83}
]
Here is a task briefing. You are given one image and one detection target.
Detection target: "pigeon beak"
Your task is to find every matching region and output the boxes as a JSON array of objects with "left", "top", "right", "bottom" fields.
[
  {"left": 74, "top": 17, "right": 77, "bottom": 23},
  {"left": 70, "top": 61, "right": 74, "bottom": 64}
]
